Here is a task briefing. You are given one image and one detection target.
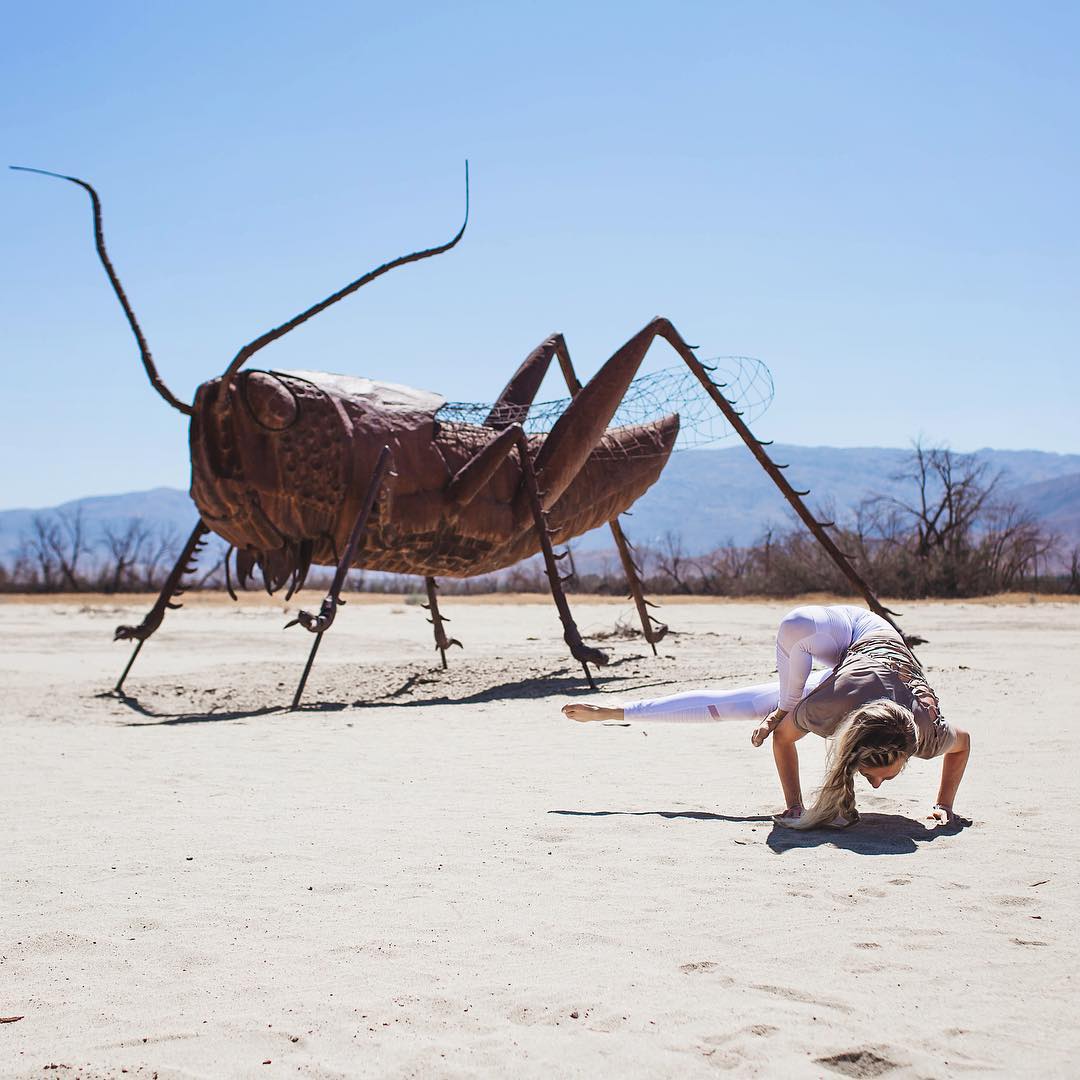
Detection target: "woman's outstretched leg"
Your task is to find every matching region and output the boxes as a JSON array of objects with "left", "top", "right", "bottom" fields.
[{"left": 563, "top": 670, "right": 830, "bottom": 726}]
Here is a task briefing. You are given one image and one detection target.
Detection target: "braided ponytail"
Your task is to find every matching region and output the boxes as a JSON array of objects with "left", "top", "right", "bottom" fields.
[{"left": 789, "top": 699, "right": 918, "bottom": 830}]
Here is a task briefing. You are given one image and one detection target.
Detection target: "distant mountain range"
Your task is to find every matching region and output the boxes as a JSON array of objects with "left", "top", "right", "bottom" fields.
[
  {"left": 604, "top": 444, "right": 1080, "bottom": 555},
  {"left": 2, "top": 445, "right": 1078, "bottom": 566},
  {"left": 0, "top": 487, "right": 201, "bottom": 564}
]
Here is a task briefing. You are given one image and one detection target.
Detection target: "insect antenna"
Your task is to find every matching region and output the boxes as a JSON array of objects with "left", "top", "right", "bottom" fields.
[
  {"left": 10, "top": 165, "right": 193, "bottom": 415},
  {"left": 222, "top": 161, "right": 470, "bottom": 379}
]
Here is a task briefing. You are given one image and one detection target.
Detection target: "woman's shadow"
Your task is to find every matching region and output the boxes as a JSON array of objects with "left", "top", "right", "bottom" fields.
[
  {"left": 549, "top": 808, "right": 970, "bottom": 855},
  {"left": 765, "top": 811, "right": 971, "bottom": 855}
]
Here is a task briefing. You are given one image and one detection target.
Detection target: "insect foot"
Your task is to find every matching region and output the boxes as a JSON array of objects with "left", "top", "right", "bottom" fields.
[
  {"left": 285, "top": 597, "right": 338, "bottom": 634},
  {"left": 566, "top": 637, "right": 610, "bottom": 668}
]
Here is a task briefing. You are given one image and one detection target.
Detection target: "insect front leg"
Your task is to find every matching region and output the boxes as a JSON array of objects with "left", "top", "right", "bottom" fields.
[
  {"left": 112, "top": 520, "right": 212, "bottom": 694},
  {"left": 286, "top": 446, "right": 394, "bottom": 709}
]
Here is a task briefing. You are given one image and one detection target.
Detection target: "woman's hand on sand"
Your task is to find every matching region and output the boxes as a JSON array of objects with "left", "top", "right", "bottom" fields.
[
  {"left": 927, "top": 804, "right": 971, "bottom": 827},
  {"left": 751, "top": 708, "right": 787, "bottom": 747}
]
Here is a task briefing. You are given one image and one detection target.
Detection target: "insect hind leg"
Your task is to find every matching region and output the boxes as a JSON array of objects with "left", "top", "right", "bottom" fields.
[
  {"left": 543, "top": 333, "right": 671, "bottom": 655},
  {"left": 532, "top": 316, "right": 698, "bottom": 510}
]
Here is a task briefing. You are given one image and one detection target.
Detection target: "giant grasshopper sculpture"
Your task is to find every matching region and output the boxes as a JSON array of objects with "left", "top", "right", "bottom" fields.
[{"left": 14, "top": 165, "right": 902, "bottom": 708}]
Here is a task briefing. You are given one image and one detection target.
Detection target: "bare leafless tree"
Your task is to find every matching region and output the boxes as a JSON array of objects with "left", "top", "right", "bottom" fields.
[
  {"left": 24, "top": 521, "right": 58, "bottom": 589},
  {"left": 24, "top": 510, "right": 87, "bottom": 590},
  {"left": 139, "top": 527, "right": 182, "bottom": 589},
  {"left": 654, "top": 531, "right": 698, "bottom": 593},
  {"left": 884, "top": 443, "right": 998, "bottom": 558},
  {"left": 860, "top": 442, "right": 1058, "bottom": 596},
  {"left": 99, "top": 519, "right": 151, "bottom": 592}
]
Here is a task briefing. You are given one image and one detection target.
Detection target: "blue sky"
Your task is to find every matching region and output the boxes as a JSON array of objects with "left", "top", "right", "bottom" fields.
[{"left": 2, "top": 1, "right": 1077, "bottom": 508}]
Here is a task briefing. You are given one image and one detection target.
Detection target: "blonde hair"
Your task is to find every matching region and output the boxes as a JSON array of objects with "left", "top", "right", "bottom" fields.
[{"left": 790, "top": 699, "right": 918, "bottom": 830}]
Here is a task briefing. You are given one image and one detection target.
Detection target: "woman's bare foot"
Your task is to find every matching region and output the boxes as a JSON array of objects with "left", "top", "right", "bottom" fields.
[
  {"left": 562, "top": 702, "right": 624, "bottom": 723},
  {"left": 751, "top": 709, "right": 786, "bottom": 747}
]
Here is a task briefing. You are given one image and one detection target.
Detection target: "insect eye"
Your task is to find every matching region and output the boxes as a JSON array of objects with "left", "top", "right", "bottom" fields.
[{"left": 242, "top": 372, "right": 298, "bottom": 431}]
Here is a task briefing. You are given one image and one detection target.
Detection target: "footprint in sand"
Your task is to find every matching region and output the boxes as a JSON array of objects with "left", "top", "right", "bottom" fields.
[
  {"left": 701, "top": 1023, "right": 778, "bottom": 1047},
  {"left": 816, "top": 1048, "right": 900, "bottom": 1077},
  {"left": 680, "top": 961, "right": 719, "bottom": 973},
  {"left": 751, "top": 984, "right": 852, "bottom": 1014},
  {"left": 994, "top": 894, "right": 1036, "bottom": 908}
]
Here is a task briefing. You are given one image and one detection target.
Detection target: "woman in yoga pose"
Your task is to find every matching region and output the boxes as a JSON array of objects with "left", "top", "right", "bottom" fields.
[{"left": 562, "top": 605, "right": 971, "bottom": 829}]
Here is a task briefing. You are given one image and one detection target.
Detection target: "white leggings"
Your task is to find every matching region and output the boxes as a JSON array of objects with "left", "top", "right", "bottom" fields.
[
  {"left": 622, "top": 667, "right": 832, "bottom": 724},
  {"left": 621, "top": 604, "right": 895, "bottom": 724}
]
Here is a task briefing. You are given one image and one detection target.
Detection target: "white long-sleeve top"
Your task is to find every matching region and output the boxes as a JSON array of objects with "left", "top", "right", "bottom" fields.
[{"left": 775, "top": 604, "right": 898, "bottom": 712}]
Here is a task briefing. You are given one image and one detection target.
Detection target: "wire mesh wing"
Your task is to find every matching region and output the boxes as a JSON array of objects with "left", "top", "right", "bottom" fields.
[{"left": 436, "top": 356, "right": 774, "bottom": 456}]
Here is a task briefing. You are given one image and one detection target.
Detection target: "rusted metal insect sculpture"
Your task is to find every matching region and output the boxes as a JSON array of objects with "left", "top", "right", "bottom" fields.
[{"left": 13, "top": 164, "right": 902, "bottom": 708}]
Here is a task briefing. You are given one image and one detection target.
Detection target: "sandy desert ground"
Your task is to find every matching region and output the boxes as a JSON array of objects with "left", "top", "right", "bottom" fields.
[{"left": 2, "top": 592, "right": 1078, "bottom": 1078}]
